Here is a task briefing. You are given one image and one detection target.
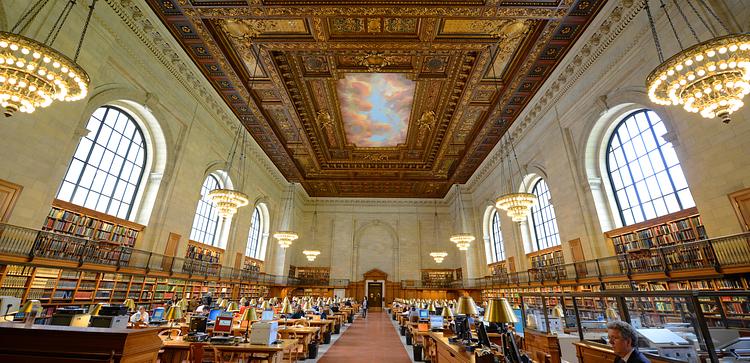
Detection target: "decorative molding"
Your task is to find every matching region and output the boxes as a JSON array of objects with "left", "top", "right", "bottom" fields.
[
  {"left": 105, "top": 0, "right": 287, "bottom": 186},
  {"left": 467, "top": 0, "right": 645, "bottom": 192}
]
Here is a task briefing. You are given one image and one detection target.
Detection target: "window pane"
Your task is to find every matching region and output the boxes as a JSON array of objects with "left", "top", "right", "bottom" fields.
[
  {"left": 529, "top": 179, "right": 560, "bottom": 251},
  {"left": 55, "top": 106, "right": 147, "bottom": 220},
  {"left": 190, "top": 175, "right": 222, "bottom": 246},
  {"left": 605, "top": 109, "right": 695, "bottom": 226}
]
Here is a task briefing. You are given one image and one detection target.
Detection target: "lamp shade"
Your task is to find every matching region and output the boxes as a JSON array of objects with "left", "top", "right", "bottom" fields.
[
  {"left": 428, "top": 302, "right": 436, "bottom": 313},
  {"left": 239, "top": 297, "right": 247, "bottom": 306},
  {"left": 484, "top": 298, "right": 518, "bottom": 324},
  {"left": 605, "top": 305, "right": 620, "bottom": 321},
  {"left": 525, "top": 313, "right": 538, "bottom": 330},
  {"left": 219, "top": 299, "right": 228, "bottom": 309},
  {"left": 455, "top": 296, "right": 478, "bottom": 316},
  {"left": 226, "top": 302, "right": 239, "bottom": 312},
  {"left": 123, "top": 299, "right": 136, "bottom": 312},
  {"left": 18, "top": 300, "right": 41, "bottom": 314},
  {"left": 241, "top": 307, "right": 258, "bottom": 322},
  {"left": 88, "top": 303, "right": 104, "bottom": 316},
  {"left": 281, "top": 302, "right": 294, "bottom": 315},
  {"left": 441, "top": 305, "right": 454, "bottom": 319},
  {"left": 551, "top": 304, "right": 565, "bottom": 319},
  {"left": 303, "top": 301, "right": 312, "bottom": 311},
  {"left": 164, "top": 306, "right": 182, "bottom": 321},
  {"left": 261, "top": 301, "right": 270, "bottom": 310},
  {"left": 177, "top": 298, "right": 188, "bottom": 311}
]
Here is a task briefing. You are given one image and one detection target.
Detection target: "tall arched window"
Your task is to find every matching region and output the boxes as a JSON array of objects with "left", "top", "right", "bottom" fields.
[
  {"left": 490, "top": 209, "right": 505, "bottom": 262},
  {"left": 189, "top": 175, "right": 222, "bottom": 245},
  {"left": 606, "top": 109, "right": 695, "bottom": 226},
  {"left": 530, "top": 179, "right": 560, "bottom": 251},
  {"left": 57, "top": 106, "right": 147, "bottom": 220},
  {"left": 245, "top": 204, "right": 269, "bottom": 260}
]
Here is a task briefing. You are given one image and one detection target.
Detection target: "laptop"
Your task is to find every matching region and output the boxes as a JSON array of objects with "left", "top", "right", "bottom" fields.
[{"left": 429, "top": 316, "right": 444, "bottom": 331}]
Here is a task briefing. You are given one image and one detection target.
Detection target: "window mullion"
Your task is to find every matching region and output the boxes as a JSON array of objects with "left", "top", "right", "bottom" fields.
[{"left": 646, "top": 112, "right": 684, "bottom": 210}]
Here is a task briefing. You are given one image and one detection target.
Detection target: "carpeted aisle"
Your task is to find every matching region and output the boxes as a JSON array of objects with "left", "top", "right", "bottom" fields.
[{"left": 317, "top": 311, "right": 412, "bottom": 363}]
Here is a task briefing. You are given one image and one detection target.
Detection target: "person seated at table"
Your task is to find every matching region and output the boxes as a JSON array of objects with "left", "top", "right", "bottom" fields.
[
  {"left": 409, "top": 306, "right": 420, "bottom": 323},
  {"left": 239, "top": 300, "right": 251, "bottom": 315},
  {"left": 330, "top": 304, "right": 340, "bottom": 313},
  {"left": 345, "top": 300, "right": 352, "bottom": 307},
  {"left": 320, "top": 308, "right": 329, "bottom": 320},
  {"left": 130, "top": 306, "right": 150, "bottom": 324},
  {"left": 290, "top": 306, "right": 305, "bottom": 319}
]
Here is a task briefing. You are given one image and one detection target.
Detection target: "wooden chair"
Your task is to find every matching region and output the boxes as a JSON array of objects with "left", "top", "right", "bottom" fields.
[{"left": 281, "top": 332, "right": 303, "bottom": 362}]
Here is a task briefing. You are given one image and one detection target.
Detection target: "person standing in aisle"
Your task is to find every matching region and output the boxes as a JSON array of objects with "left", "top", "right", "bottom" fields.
[{"left": 362, "top": 297, "right": 368, "bottom": 318}]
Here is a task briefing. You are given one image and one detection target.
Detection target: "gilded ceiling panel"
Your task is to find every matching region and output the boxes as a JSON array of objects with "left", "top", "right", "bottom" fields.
[{"left": 146, "top": 0, "right": 606, "bottom": 197}]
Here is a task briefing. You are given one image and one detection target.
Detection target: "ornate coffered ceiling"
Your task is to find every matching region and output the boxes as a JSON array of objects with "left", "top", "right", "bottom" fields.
[{"left": 145, "top": 0, "right": 605, "bottom": 198}]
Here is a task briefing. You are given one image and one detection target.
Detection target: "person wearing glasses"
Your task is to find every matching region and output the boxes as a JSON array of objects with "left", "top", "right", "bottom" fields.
[{"left": 607, "top": 321, "right": 650, "bottom": 363}]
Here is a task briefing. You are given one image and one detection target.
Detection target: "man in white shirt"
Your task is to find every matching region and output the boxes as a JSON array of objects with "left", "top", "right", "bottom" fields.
[{"left": 130, "top": 306, "right": 150, "bottom": 324}]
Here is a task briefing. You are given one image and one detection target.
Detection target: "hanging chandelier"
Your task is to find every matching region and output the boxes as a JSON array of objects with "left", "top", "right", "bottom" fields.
[
  {"left": 273, "top": 183, "right": 298, "bottom": 249},
  {"left": 429, "top": 252, "right": 448, "bottom": 264},
  {"left": 494, "top": 137, "right": 537, "bottom": 222},
  {"left": 208, "top": 129, "right": 249, "bottom": 220},
  {"left": 449, "top": 184, "right": 475, "bottom": 251},
  {"left": 1, "top": 0, "right": 97, "bottom": 117},
  {"left": 644, "top": 0, "right": 750, "bottom": 123},
  {"left": 303, "top": 250, "right": 320, "bottom": 262}
]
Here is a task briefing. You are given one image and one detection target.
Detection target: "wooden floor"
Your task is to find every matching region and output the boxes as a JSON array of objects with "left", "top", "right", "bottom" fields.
[{"left": 318, "top": 311, "right": 412, "bottom": 363}]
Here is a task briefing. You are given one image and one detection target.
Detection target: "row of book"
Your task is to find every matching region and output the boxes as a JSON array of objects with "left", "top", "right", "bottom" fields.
[{"left": 185, "top": 244, "right": 222, "bottom": 263}]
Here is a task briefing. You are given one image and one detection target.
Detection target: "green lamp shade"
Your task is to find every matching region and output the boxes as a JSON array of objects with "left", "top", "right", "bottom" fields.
[
  {"left": 455, "top": 296, "right": 478, "bottom": 316},
  {"left": 241, "top": 307, "right": 258, "bottom": 322}
]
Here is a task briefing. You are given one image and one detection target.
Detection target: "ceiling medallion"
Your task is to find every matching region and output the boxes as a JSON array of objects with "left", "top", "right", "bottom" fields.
[{"left": 358, "top": 52, "right": 392, "bottom": 72}]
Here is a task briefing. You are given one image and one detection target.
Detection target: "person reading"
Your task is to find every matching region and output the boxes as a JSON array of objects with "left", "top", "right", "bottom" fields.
[
  {"left": 130, "top": 306, "right": 150, "bottom": 324},
  {"left": 607, "top": 321, "right": 650, "bottom": 363}
]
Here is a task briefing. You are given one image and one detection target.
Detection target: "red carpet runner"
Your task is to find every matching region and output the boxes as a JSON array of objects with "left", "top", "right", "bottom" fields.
[{"left": 317, "top": 311, "right": 412, "bottom": 363}]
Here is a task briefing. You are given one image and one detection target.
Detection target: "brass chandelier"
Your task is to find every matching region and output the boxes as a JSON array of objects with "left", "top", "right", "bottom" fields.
[
  {"left": 429, "top": 252, "right": 448, "bottom": 264},
  {"left": 207, "top": 129, "right": 249, "bottom": 219},
  {"left": 449, "top": 184, "right": 475, "bottom": 250},
  {"left": 273, "top": 183, "right": 298, "bottom": 249},
  {"left": 1, "top": 0, "right": 97, "bottom": 117},
  {"left": 644, "top": 0, "right": 749, "bottom": 123},
  {"left": 303, "top": 250, "right": 320, "bottom": 262},
  {"left": 495, "top": 137, "right": 537, "bottom": 222}
]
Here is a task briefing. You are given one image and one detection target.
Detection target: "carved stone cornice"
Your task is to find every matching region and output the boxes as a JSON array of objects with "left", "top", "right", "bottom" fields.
[{"left": 467, "top": 0, "right": 645, "bottom": 192}]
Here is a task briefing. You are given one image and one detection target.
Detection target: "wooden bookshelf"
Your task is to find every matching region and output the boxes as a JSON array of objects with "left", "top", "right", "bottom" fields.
[
  {"left": 421, "top": 269, "right": 458, "bottom": 287},
  {"left": 488, "top": 261, "right": 508, "bottom": 276},
  {"left": 527, "top": 246, "right": 565, "bottom": 280},
  {"left": 243, "top": 256, "right": 263, "bottom": 273},
  {"left": 184, "top": 240, "right": 223, "bottom": 275},
  {"left": 290, "top": 266, "right": 330, "bottom": 285},
  {"left": 605, "top": 207, "right": 708, "bottom": 273}
]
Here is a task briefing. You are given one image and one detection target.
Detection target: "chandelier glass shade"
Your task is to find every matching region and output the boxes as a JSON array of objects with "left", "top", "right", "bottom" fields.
[
  {"left": 449, "top": 233, "right": 475, "bottom": 250},
  {"left": 274, "top": 231, "right": 298, "bottom": 249},
  {"left": 647, "top": 33, "right": 750, "bottom": 123},
  {"left": 429, "top": 252, "right": 448, "bottom": 263},
  {"left": 303, "top": 250, "right": 320, "bottom": 261},
  {"left": 495, "top": 192, "right": 538, "bottom": 222},
  {"left": 0, "top": 32, "right": 89, "bottom": 116},
  {"left": 207, "top": 188, "right": 249, "bottom": 219}
]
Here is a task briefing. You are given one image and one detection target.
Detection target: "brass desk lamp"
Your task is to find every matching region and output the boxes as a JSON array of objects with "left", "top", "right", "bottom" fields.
[{"left": 240, "top": 307, "right": 257, "bottom": 343}]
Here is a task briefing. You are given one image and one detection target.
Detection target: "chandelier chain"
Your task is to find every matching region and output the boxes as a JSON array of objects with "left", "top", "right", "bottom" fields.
[
  {"left": 696, "top": 0, "right": 730, "bottom": 34},
  {"left": 684, "top": 0, "right": 715, "bottom": 38},
  {"left": 12, "top": 0, "right": 49, "bottom": 35},
  {"left": 670, "top": 0, "right": 699, "bottom": 44},
  {"left": 45, "top": 1, "right": 76, "bottom": 46},
  {"left": 659, "top": 0, "right": 684, "bottom": 50},
  {"left": 74, "top": 0, "right": 98, "bottom": 62},
  {"left": 645, "top": 1, "right": 664, "bottom": 62}
]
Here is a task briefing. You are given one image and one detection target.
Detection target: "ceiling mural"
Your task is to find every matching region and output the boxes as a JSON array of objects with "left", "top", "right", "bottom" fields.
[
  {"left": 337, "top": 73, "right": 415, "bottom": 147},
  {"left": 145, "top": 0, "right": 606, "bottom": 198}
]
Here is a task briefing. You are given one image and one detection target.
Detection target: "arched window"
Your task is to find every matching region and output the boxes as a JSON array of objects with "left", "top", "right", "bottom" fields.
[
  {"left": 606, "top": 109, "right": 695, "bottom": 226},
  {"left": 57, "top": 106, "right": 147, "bottom": 220},
  {"left": 489, "top": 209, "right": 505, "bottom": 262},
  {"left": 530, "top": 179, "right": 560, "bottom": 251},
  {"left": 189, "top": 175, "right": 222, "bottom": 246},
  {"left": 245, "top": 204, "right": 269, "bottom": 260}
]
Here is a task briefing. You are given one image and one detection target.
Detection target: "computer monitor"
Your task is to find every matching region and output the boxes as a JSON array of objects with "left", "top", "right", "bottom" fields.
[
  {"left": 261, "top": 310, "right": 274, "bottom": 321},
  {"left": 213, "top": 316, "right": 233, "bottom": 334},
  {"left": 429, "top": 315, "right": 444, "bottom": 330},
  {"left": 207, "top": 308, "right": 222, "bottom": 322},
  {"left": 476, "top": 321, "right": 491, "bottom": 348},
  {"left": 418, "top": 309, "right": 429, "bottom": 320},
  {"left": 190, "top": 316, "right": 207, "bottom": 333},
  {"left": 435, "top": 306, "right": 443, "bottom": 316},
  {"left": 151, "top": 307, "right": 165, "bottom": 322}
]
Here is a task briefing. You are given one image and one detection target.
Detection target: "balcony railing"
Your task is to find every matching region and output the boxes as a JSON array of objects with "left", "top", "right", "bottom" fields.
[
  {"left": 406, "top": 232, "right": 750, "bottom": 290},
  {"left": 0, "top": 223, "right": 348, "bottom": 287}
]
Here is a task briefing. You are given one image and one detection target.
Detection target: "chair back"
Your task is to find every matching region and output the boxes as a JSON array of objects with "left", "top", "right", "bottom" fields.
[{"left": 157, "top": 328, "right": 182, "bottom": 338}]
